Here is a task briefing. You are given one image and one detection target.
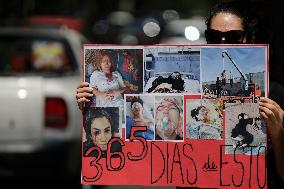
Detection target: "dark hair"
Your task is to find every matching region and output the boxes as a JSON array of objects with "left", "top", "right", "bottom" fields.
[
  {"left": 191, "top": 106, "right": 206, "bottom": 121},
  {"left": 130, "top": 97, "right": 144, "bottom": 108},
  {"left": 205, "top": 1, "right": 258, "bottom": 43},
  {"left": 84, "top": 108, "right": 116, "bottom": 139}
]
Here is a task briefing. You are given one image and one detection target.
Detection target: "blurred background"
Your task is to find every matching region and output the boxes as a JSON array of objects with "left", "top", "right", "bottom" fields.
[
  {"left": 0, "top": 0, "right": 283, "bottom": 188},
  {"left": 1, "top": 0, "right": 282, "bottom": 82}
]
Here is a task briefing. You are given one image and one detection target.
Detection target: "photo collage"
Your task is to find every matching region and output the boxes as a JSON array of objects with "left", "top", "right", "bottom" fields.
[{"left": 83, "top": 45, "right": 268, "bottom": 156}]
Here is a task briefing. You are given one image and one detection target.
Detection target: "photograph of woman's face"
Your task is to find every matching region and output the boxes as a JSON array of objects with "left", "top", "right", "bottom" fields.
[
  {"left": 196, "top": 106, "right": 209, "bottom": 122},
  {"left": 100, "top": 55, "right": 112, "bottom": 73},
  {"left": 131, "top": 101, "right": 143, "bottom": 117},
  {"left": 90, "top": 116, "right": 112, "bottom": 151}
]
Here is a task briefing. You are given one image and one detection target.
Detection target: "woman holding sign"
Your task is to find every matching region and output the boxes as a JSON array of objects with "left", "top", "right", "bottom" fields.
[
  {"left": 204, "top": 1, "right": 284, "bottom": 187},
  {"left": 77, "top": 0, "right": 284, "bottom": 187}
]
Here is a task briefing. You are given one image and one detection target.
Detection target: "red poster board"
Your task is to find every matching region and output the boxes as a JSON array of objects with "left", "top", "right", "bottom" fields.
[{"left": 82, "top": 45, "right": 268, "bottom": 188}]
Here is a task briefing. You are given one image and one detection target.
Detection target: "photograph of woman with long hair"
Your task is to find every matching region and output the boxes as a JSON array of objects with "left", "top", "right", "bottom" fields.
[{"left": 83, "top": 107, "right": 120, "bottom": 158}]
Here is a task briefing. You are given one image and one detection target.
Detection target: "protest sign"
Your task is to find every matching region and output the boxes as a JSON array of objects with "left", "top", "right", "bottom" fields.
[{"left": 82, "top": 45, "right": 268, "bottom": 188}]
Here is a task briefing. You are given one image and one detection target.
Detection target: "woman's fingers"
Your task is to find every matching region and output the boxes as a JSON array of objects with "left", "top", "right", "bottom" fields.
[
  {"left": 105, "top": 94, "right": 113, "bottom": 101},
  {"left": 77, "top": 97, "right": 90, "bottom": 110},
  {"left": 77, "top": 97, "right": 90, "bottom": 103},
  {"left": 260, "top": 101, "right": 282, "bottom": 122},
  {"left": 259, "top": 111, "right": 269, "bottom": 120},
  {"left": 76, "top": 82, "right": 93, "bottom": 100},
  {"left": 76, "top": 82, "right": 92, "bottom": 111},
  {"left": 259, "top": 105, "right": 278, "bottom": 124},
  {"left": 260, "top": 97, "right": 283, "bottom": 125},
  {"left": 76, "top": 82, "right": 89, "bottom": 90},
  {"left": 76, "top": 86, "right": 93, "bottom": 94},
  {"left": 260, "top": 97, "right": 283, "bottom": 115},
  {"left": 76, "top": 92, "right": 93, "bottom": 100}
]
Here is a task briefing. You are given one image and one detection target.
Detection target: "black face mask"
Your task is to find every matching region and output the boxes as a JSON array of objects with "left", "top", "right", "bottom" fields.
[{"left": 205, "top": 29, "right": 246, "bottom": 44}]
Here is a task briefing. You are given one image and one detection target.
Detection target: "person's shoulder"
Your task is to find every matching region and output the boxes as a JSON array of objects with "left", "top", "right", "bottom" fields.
[
  {"left": 90, "top": 70, "right": 103, "bottom": 77},
  {"left": 113, "top": 70, "right": 122, "bottom": 76},
  {"left": 126, "top": 115, "right": 134, "bottom": 124},
  {"left": 126, "top": 115, "right": 133, "bottom": 120},
  {"left": 269, "top": 81, "right": 284, "bottom": 91},
  {"left": 269, "top": 81, "right": 284, "bottom": 107}
]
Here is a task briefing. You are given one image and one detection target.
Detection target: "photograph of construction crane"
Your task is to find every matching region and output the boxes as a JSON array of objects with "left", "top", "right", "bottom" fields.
[{"left": 201, "top": 46, "right": 267, "bottom": 102}]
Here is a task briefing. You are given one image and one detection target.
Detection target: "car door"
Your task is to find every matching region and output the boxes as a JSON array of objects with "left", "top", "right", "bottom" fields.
[{"left": 0, "top": 77, "right": 44, "bottom": 143}]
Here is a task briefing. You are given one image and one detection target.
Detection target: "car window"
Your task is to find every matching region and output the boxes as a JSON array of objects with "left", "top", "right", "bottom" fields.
[{"left": 0, "top": 35, "right": 77, "bottom": 76}]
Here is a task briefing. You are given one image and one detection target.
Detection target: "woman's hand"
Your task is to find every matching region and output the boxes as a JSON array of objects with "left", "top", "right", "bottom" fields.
[
  {"left": 112, "top": 89, "right": 122, "bottom": 97},
  {"left": 260, "top": 97, "right": 284, "bottom": 180},
  {"left": 259, "top": 97, "right": 284, "bottom": 138},
  {"left": 105, "top": 92, "right": 114, "bottom": 101},
  {"left": 76, "top": 82, "right": 93, "bottom": 111}
]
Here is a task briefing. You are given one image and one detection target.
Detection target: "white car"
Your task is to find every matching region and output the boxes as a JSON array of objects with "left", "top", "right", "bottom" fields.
[{"left": 0, "top": 27, "right": 86, "bottom": 184}]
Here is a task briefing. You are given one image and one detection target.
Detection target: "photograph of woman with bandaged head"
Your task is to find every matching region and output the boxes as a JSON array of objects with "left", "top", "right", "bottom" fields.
[
  {"left": 155, "top": 96, "right": 183, "bottom": 141},
  {"left": 125, "top": 95, "right": 155, "bottom": 140},
  {"left": 186, "top": 99, "right": 223, "bottom": 140}
]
